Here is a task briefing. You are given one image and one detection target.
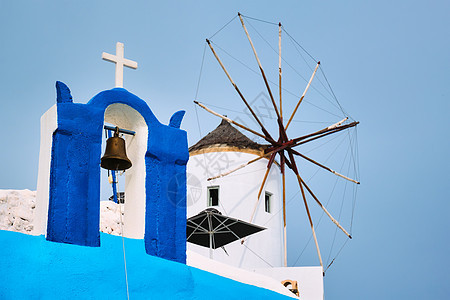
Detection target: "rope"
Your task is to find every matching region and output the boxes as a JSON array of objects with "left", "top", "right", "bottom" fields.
[{"left": 117, "top": 173, "right": 130, "bottom": 300}]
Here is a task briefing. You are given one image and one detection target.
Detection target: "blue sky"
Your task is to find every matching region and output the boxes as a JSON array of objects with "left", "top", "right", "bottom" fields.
[{"left": 1, "top": 1, "right": 449, "bottom": 299}]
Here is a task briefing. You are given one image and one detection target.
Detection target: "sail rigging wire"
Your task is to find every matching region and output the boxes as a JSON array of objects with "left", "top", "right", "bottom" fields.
[
  {"left": 318, "top": 65, "right": 353, "bottom": 120},
  {"left": 195, "top": 44, "right": 207, "bottom": 101},
  {"left": 240, "top": 13, "right": 279, "bottom": 26},
  {"left": 325, "top": 238, "right": 350, "bottom": 273},
  {"left": 242, "top": 242, "right": 274, "bottom": 267},
  {"left": 280, "top": 26, "right": 318, "bottom": 63},
  {"left": 325, "top": 167, "right": 349, "bottom": 267},
  {"left": 209, "top": 15, "right": 238, "bottom": 40},
  {"left": 349, "top": 128, "right": 360, "bottom": 233}
]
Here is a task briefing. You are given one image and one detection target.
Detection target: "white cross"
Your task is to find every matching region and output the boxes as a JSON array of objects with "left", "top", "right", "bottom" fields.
[{"left": 102, "top": 42, "right": 138, "bottom": 88}]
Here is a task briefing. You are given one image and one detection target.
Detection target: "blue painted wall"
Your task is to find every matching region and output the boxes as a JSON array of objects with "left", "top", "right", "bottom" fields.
[
  {"left": 47, "top": 82, "right": 188, "bottom": 263},
  {"left": 0, "top": 231, "right": 290, "bottom": 299}
]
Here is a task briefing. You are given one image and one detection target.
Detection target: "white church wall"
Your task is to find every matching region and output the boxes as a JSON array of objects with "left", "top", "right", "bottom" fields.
[
  {"left": 187, "top": 151, "right": 284, "bottom": 269},
  {"left": 34, "top": 104, "right": 57, "bottom": 236}
]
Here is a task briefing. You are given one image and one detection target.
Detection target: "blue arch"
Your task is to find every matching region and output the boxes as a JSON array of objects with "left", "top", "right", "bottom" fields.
[{"left": 47, "top": 82, "right": 188, "bottom": 263}]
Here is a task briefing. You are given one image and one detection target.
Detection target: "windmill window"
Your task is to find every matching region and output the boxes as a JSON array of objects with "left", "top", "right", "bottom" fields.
[
  {"left": 265, "top": 192, "right": 272, "bottom": 213},
  {"left": 207, "top": 186, "right": 219, "bottom": 207}
]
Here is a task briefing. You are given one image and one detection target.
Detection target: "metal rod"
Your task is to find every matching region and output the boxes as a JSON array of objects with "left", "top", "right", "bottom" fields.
[
  {"left": 104, "top": 125, "right": 136, "bottom": 136},
  {"left": 285, "top": 61, "right": 320, "bottom": 130}
]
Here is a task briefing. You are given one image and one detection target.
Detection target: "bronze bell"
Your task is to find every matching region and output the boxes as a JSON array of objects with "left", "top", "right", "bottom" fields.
[{"left": 101, "top": 128, "right": 132, "bottom": 171}]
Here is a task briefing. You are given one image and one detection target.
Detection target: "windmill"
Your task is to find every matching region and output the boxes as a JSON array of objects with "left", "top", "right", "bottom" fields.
[{"left": 194, "top": 13, "right": 360, "bottom": 272}]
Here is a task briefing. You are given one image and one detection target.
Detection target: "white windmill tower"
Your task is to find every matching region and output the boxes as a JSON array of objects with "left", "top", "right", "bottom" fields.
[{"left": 186, "top": 119, "right": 284, "bottom": 269}]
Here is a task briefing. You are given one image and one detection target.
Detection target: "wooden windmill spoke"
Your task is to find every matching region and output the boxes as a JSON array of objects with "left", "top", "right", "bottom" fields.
[
  {"left": 287, "top": 148, "right": 352, "bottom": 238},
  {"left": 296, "top": 172, "right": 324, "bottom": 270},
  {"left": 293, "top": 117, "right": 350, "bottom": 143},
  {"left": 238, "top": 13, "right": 282, "bottom": 123},
  {"left": 205, "top": 39, "right": 275, "bottom": 142},
  {"left": 291, "top": 149, "right": 360, "bottom": 184},
  {"left": 298, "top": 176, "right": 352, "bottom": 239},
  {"left": 249, "top": 153, "right": 276, "bottom": 223},
  {"left": 285, "top": 61, "right": 321, "bottom": 130},
  {"left": 278, "top": 22, "right": 283, "bottom": 120},
  {"left": 194, "top": 101, "right": 274, "bottom": 142},
  {"left": 293, "top": 121, "right": 359, "bottom": 147},
  {"left": 285, "top": 150, "right": 323, "bottom": 270},
  {"left": 280, "top": 151, "right": 293, "bottom": 170},
  {"left": 207, "top": 154, "right": 268, "bottom": 181},
  {"left": 281, "top": 154, "right": 287, "bottom": 267},
  {"left": 257, "top": 153, "right": 277, "bottom": 200},
  {"left": 293, "top": 124, "right": 356, "bottom": 147}
]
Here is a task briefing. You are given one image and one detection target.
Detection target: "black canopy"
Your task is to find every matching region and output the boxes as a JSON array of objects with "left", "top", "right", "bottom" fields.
[{"left": 187, "top": 208, "right": 266, "bottom": 249}]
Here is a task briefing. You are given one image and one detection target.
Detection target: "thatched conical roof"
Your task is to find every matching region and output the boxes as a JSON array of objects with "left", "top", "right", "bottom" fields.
[{"left": 189, "top": 119, "right": 266, "bottom": 154}]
